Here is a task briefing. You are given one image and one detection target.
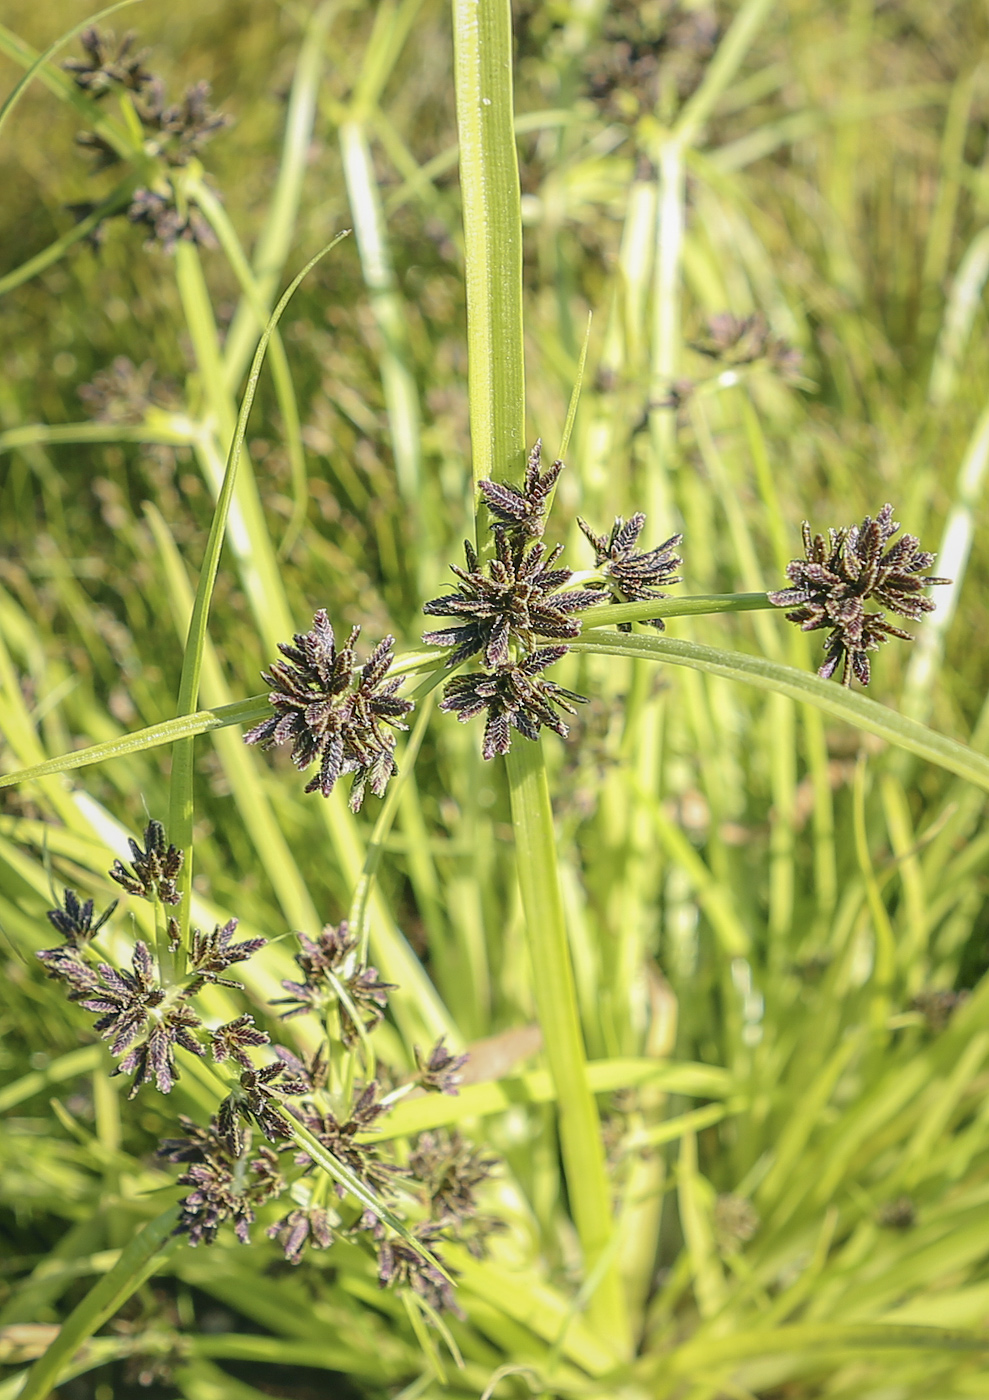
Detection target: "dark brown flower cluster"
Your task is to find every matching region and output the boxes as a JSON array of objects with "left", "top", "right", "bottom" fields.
[
  {"left": 577, "top": 513, "right": 682, "bottom": 631},
  {"left": 769, "top": 505, "right": 949, "bottom": 686},
  {"left": 478, "top": 439, "right": 563, "bottom": 539},
  {"left": 583, "top": 0, "right": 718, "bottom": 121},
  {"left": 255, "top": 1058, "right": 498, "bottom": 1314},
  {"left": 78, "top": 357, "right": 178, "bottom": 425},
  {"left": 441, "top": 648, "right": 587, "bottom": 761},
  {"left": 910, "top": 988, "right": 969, "bottom": 1034},
  {"left": 45, "top": 888, "right": 116, "bottom": 946},
  {"left": 159, "top": 1118, "right": 284, "bottom": 1247},
  {"left": 36, "top": 825, "right": 276, "bottom": 1099},
  {"left": 409, "top": 1130, "right": 504, "bottom": 1260},
  {"left": 245, "top": 611, "right": 413, "bottom": 811},
  {"left": 37, "top": 867, "right": 499, "bottom": 1321},
  {"left": 62, "top": 27, "right": 153, "bottom": 95},
  {"left": 137, "top": 916, "right": 502, "bottom": 1321},
  {"left": 40, "top": 938, "right": 204, "bottom": 1097},
  {"left": 271, "top": 921, "right": 395, "bottom": 1047},
  {"left": 187, "top": 919, "right": 267, "bottom": 991},
  {"left": 426, "top": 446, "right": 600, "bottom": 758},
  {"left": 63, "top": 27, "right": 229, "bottom": 251},
  {"left": 415, "top": 1037, "right": 469, "bottom": 1095},
  {"left": 690, "top": 312, "right": 803, "bottom": 382},
  {"left": 423, "top": 533, "right": 599, "bottom": 668},
  {"left": 109, "top": 819, "right": 183, "bottom": 904}
]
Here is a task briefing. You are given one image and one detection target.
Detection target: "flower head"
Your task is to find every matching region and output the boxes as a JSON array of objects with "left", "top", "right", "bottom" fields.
[
  {"left": 409, "top": 1130, "right": 498, "bottom": 1229},
  {"left": 78, "top": 357, "right": 177, "bottom": 425},
  {"left": 188, "top": 918, "right": 266, "bottom": 990},
  {"left": 267, "top": 1205, "right": 338, "bottom": 1265},
  {"left": 217, "top": 1061, "right": 303, "bottom": 1150},
  {"left": 127, "top": 189, "right": 217, "bottom": 252},
  {"left": 45, "top": 889, "right": 116, "bottom": 947},
  {"left": 377, "top": 1224, "right": 461, "bottom": 1317},
  {"left": 690, "top": 312, "right": 802, "bottom": 380},
  {"left": 577, "top": 513, "right": 682, "bottom": 630},
  {"left": 272, "top": 1044, "right": 330, "bottom": 1095},
  {"left": 62, "top": 27, "right": 153, "bottom": 95},
  {"left": 769, "top": 505, "right": 950, "bottom": 686},
  {"left": 478, "top": 440, "right": 564, "bottom": 539},
  {"left": 440, "top": 648, "right": 586, "bottom": 759},
  {"left": 210, "top": 1014, "right": 269, "bottom": 1070},
  {"left": 423, "top": 534, "right": 599, "bottom": 668},
  {"left": 245, "top": 611, "right": 413, "bottom": 811},
  {"left": 271, "top": 922, "right": 395, "bottom": 1046},
  {"left": 70, "top": 940, "right": 204, "bottom": 1096},
  {"left": 159, "top": 1117, "right": 284, "bottom": 1246},
  {"left": 294, "top": 1081, "right": 403, "bottom": 1198},
  {"left": 109, "top": 820, "right": 184, "bottom": 905},
  {"left": 415, "top": 1037, "right": 468, "bottom": 1096},
  {"left": 137, "top": 79, "right": 230, "bottom": 164}
]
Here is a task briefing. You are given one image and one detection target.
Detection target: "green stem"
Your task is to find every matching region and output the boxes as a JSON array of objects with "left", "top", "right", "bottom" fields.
[
  {"left": 452, "top": 0, "right": 526, "bottom": 546},
  {"left": 505, "top": 742, "right": 631, "bottom": 1354},
  {"left": 452, "top": 0, "right": 630, "bottom": 1351},
  {"left": 582, "top": 591, "right": 772, "bottom": 628},
  {"left": 572, "top": 630, "right": 989, "bottom": 792}
]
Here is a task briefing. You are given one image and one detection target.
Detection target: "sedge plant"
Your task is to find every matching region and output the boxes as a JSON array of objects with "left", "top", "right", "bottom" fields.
[{"left": 4, "top": 3, "right": 989, "bottom": 1399}]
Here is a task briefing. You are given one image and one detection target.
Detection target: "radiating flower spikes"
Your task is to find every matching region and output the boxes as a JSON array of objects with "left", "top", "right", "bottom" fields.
[
  {"left": 769, "top": 504, "right": 949, "bottom": 687},
  {"left": 423, "top": 532, "right": 599, "bottom": 667},
  {"left": 478, "top": 438, "right": 563, "bottom": 539},
  {"left": 37, "top": 836, "right": 273, "bottom": 1098},
  {"left": 37, "top": 866, "right": 500, "bottom": 1313},
  {"left": 63, "top": 26, "right": 230, "bottom": 251},
  {"left": 426, "top": 444, "right": 612, "bottom": 758},
  {"left": 427, "top": 444, "right": 687, "bottom": 757},
  {"left": 577, "top": 512, "right": 682, "bottom": 631},
  {"left": 245, "top": 610, "right": 413, "bottom": 811},
  {"left": 441, "top": 648, "right": 586, "bottom": 759}
]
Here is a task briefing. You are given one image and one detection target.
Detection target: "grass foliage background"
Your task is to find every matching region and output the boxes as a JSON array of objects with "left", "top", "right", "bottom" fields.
[{"left": 3, "top": 0, "right": 989, "bottom": 1396}]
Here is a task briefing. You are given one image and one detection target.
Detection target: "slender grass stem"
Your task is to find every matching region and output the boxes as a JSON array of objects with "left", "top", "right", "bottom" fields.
[{"left": 452, "top": 0, "right": 630, "bottom": 1351}]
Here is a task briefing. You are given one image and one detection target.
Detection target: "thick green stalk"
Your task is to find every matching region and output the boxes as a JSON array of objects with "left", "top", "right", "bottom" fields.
[
  {"left": 452, "top": 0, "right": 525, "bottom": 543},
  {"left": 505, "top": 739, "right": 633, "bottom": 1353},
  {"left": 452, "top": 0, "right": 630, "bottom": 1351}
]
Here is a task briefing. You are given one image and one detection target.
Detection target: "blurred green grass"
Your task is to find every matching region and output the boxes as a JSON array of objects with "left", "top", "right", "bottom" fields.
[{"left": 4, "top": 1, "right": 989, "bottom": 1396}]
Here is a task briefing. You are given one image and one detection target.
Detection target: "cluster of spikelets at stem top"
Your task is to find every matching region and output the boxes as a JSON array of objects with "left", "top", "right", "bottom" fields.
[
  {"left": 243, "top": 438, "right": 947, "bottom": 813},
  {"left": 34, "top": 820, "right": 499, "bottom": 1313}
]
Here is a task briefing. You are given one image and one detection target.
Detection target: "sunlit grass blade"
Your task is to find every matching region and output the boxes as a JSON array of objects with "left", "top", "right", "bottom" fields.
[
  {"left": 221, "top": 1, "right": 334, "bottom": 389},
  {"left": 0, "top": 0, "right": 142, "bottom": 142},
  {"left": 145, "top": 503, "right": 320, "bottom": 935},
  {"left": 167, "top": 235, "right": 347, "bottom": 945},
  {"left": 185, "top": 178, "right": 311, "bottom": 561},
  {"left": 572, "top": 631, "right": 989, "bottom": 792},
  {"left": 16, "top": 1207, "right": 181, "bottom": 1400},
  {"left": 0, "top": 697, "right": 267, "bottom": 790},
  {"left": 366, "top": 1056, "right": 734, "bottom": 1143}
]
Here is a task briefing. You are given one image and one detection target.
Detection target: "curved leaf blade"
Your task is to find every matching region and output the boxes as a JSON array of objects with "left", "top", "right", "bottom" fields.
[
  {"left": 572, "top": 632, "right": 989, "bottom": 792},
  {"left": 0, "top": 0, "right": 143, "bottom": 143},
  {"left": 0, "top": 698, "right": 268, "bottom": 790}
]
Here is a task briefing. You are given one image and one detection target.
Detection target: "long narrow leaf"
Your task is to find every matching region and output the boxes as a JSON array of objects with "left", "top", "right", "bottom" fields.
[
  {"left": 0, "top": 698, "right": 267, "bottom": 790},
  {"left": 572, "top": 632, "right": 989, "bottom": 792},
  {"left": 365, "top": 1058, "right": 733, "bottom": 1143},
  {"left": 0, "top": 0, "right": 142, "bottom": 142},
  {"left": 17, "top": 1208, "right": 181, "bottom": 1400}
]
